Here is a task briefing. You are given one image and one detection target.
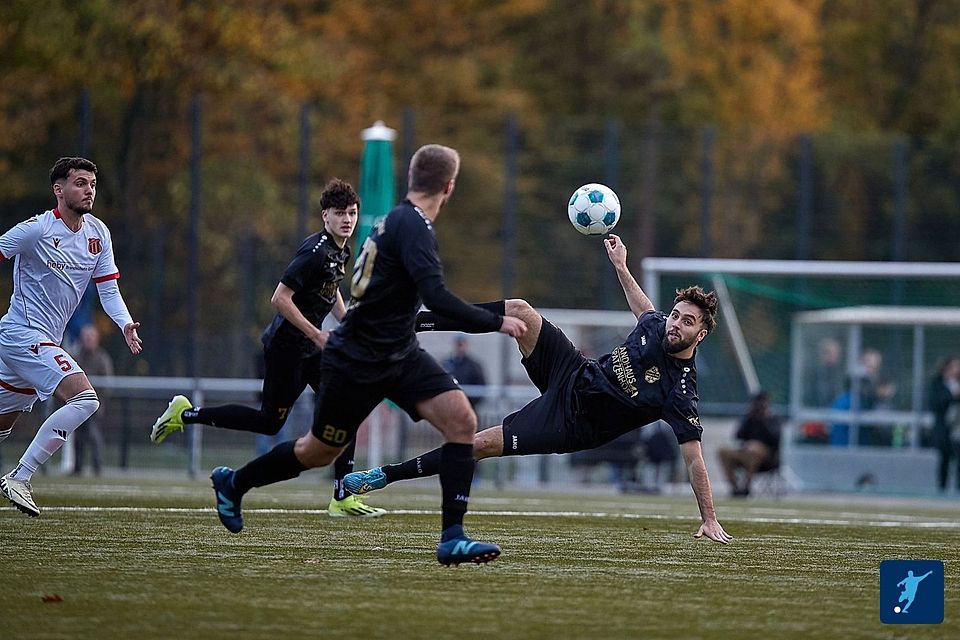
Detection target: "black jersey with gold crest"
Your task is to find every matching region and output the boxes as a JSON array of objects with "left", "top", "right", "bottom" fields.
[
  {"left": 576, "top": 310, "right": 702, "bottom": 444},
  {"left": 261, "top": 231, "right": 349, "bottom": 357}
]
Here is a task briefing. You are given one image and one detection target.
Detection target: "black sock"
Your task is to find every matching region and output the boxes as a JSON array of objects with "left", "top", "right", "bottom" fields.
[
  {"left": 333, "top": 439, "right": 358, "bottom": 500},
  {"left": 438, "top": 442, "right": 475, "bottom": 533},
  {"left": 415, "top": 300, "right": 506, "bottom": 332},
  {"left": 182, "top": 405, "right": 281, "bottom": 435},
  {"left": 383, "top": 447, "right": 443, "bottom": 483},
  {"left": 232, "top": 440, "right": 308, "bottom": 495}
]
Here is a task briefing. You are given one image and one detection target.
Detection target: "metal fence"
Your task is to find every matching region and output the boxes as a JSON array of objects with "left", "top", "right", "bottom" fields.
[{"left": 3, "top": 97, "right": 959, "bottom": 384}]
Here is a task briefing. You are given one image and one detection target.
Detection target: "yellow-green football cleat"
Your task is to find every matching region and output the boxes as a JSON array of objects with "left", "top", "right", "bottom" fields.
[
  {"left": 150, "top": 395, "right": 193, "bottom": 443},
  {"left": 327, "top": 494, "right": 387, "bottom": 518}
]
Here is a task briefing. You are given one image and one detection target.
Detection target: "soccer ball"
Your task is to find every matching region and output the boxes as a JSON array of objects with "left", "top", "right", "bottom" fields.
[{"left": 567, "top": 183, "right": 621, "bottom": 235}]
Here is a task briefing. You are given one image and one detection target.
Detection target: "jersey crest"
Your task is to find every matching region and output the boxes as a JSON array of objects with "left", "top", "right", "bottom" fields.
[
  {"left": 88, "top": 237, "right": 102, "bottom": 255},
  {"left": 644, "top": 366, "right": 661, "bottom": 384}
]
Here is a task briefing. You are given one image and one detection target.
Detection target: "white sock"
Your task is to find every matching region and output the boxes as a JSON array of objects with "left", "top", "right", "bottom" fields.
[{"left": 8, "top": 390, "right": 99, "bottom": 482}]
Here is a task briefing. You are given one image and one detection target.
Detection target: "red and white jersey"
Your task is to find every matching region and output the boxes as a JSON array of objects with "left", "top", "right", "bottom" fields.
[{"left": 0, "top": 208, "right": 120, "bottom": 344}]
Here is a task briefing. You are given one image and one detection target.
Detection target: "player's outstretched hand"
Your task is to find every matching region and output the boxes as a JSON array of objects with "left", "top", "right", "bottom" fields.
[
  {"left": 499, "top": 316, "right": 527, "bottom": 338},
  {"left": 604, "top": 234, "right": 627, "bottom": 268},
  {"left": 694, "top": 518, "right": 732, "bottom": 544},
  {"left": 124, "top": 322, "right": 143, "bottom": 355}
]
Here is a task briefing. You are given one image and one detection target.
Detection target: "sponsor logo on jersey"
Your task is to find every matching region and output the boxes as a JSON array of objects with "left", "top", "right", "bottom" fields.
[
  {"left": 46, "top": 260, "right": 94, "bottom": 272},
  {"left": 640, "top": 335, "right": 647, "bottom": 346},
  {"left": 53, "top": 238, "right": 61, "bottom": 248},
  {"left": 88, "top": 237, "right": 102, "bottom": 255},
  {"left": 512, "top": 435, "right": 519, "bottom": 450},
  {"left": 687, "top": 415, "right": 701, "bottom": 428},
  {"left": 611, "top": 346, "right": 639, "bottom": 397},
  {"left": 644, "top": 366, "right": 661, "bottom": 384}
]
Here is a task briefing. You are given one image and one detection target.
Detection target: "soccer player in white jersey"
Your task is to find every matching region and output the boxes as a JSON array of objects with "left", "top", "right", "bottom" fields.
[{"left": 0, "top": 157, "right": 142, "bottom": 517}]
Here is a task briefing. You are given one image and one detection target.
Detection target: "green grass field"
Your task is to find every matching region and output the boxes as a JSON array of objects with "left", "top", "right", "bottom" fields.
[{"left": 2, "top": 476, "right": 957, "bottom": 640}]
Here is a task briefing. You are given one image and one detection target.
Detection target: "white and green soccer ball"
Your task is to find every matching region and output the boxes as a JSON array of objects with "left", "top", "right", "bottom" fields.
[{"left": 567, "top": 183, "right": 621, "bottom": 235}]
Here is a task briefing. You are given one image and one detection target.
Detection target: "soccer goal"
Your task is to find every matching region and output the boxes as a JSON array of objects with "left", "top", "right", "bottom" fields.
[{"left": 642, "top": 257, "right": 960, "bottom": 492}]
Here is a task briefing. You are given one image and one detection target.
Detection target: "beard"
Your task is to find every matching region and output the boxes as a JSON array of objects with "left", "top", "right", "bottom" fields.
[
  {"left": 66, "top": 195, "right": 93, "bottom": 214},
  {"left": 662, "top": 332, "right": 696, "bottom": 354}
]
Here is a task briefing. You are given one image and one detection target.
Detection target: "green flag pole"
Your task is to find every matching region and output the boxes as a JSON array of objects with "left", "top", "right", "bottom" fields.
[{"left": 356, "top": 120, "right": 397, "bottom": 256}]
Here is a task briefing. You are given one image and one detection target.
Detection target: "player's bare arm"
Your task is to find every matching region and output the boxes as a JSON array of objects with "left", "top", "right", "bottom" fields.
[
  {"left": 332, "top": 289, "right": 347, "bottom": 322},
  {"left": 271, "top": 282, "right": 328, "bottom": 348},
  {"left": 680, "top": 439, "right": 732, "bottom": 544},
  {"left": 603, "top": 234, "right": 654, "bottom": 318}
]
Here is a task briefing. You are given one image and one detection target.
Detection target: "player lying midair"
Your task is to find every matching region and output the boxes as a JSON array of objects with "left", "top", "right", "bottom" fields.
[{"left": 347, "top": 234, "right": 732, "bottom": 544}]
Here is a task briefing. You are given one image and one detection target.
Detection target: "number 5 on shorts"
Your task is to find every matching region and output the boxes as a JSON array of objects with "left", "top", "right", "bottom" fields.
[{"left": 54, "top": 354, "right": 73, "bottom": 372}]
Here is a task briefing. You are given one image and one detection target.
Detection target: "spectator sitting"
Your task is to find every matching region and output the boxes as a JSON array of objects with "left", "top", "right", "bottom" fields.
[
  {"left": 806, "top": 337, "right": 844, "bottom": 407},
  {"left": 718, "top": 391, "right": 781, "bottom": 497},
  {"left": 829, "top": 348, "right": 896, "bottom": 446}
]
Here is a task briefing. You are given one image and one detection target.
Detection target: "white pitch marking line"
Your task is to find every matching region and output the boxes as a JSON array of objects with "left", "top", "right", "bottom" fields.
[{"left": 6, "top": 506, "right": 959, "bottom": 529}]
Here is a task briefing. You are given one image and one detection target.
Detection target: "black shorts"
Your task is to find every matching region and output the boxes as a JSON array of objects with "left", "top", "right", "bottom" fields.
[
  {"left": 501, "top": 318, "right": 588, "bottom": 456},
  {"left": 311, "top": 348, "right": 460, "bottom": 446},
  {"left": 259, "top": 342, "right": 324, "bottom": 426}
]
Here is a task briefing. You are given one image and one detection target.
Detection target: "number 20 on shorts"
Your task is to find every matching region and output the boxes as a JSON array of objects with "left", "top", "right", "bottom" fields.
[{"left": 322, "top": 425, "right": 348, "bottom": 445}]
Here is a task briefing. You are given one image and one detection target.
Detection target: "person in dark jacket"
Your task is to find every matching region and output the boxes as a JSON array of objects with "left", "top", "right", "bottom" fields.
[
  {"left": 928, "top": 356, "right": 960, "bottom": 492},
  {"left": 718, "top": 391, "right": 780, "bottom": 497}
]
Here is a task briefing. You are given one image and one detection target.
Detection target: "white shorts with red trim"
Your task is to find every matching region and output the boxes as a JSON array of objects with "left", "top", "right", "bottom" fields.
[{"left": 0, "top": 324, "right": 83, "bottom": 411}]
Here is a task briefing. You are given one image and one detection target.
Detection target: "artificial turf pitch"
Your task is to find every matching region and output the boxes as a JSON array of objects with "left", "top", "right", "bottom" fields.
[{"left": 1, "top": 476, "right": 956, "bottom": 640}]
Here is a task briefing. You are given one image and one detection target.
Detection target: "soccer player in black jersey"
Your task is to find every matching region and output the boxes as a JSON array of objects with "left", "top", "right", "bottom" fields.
[
  {"left": 207, "top": 144, "right": 527, "bottom": 565},
  {"left": 346, "top": 234, "right": 733, "bottom": 544},
  {"left": 149, "top": 178, "right": 386, "bottom": 517}
]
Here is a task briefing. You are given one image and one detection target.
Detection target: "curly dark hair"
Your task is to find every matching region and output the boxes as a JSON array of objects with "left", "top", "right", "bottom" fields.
[
  {"left": 675, "top": 285, "right": 718, "bottom": 333},
  {"left": 319, "top": 178, "right": 360, "bottom": 211},
  {"left": 50, "top": 157, "right": 97, "bottom": 185}
]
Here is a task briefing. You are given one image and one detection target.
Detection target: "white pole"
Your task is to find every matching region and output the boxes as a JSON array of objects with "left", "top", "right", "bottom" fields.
[
  {"left": 189, "top": 388, "right": 204, "bottom": 479},
  {"left": 712, "top": 275, "right": 761, "bottom": 394}
]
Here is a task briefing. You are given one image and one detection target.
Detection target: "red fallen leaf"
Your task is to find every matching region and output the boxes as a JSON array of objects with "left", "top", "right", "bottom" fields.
[{"left": 41, "top": 594, "right": 63, "bottom": 603}]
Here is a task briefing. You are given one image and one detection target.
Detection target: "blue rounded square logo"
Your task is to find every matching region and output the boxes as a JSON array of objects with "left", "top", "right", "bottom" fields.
[{"left": 880, "top": 560, "right": 944, "bottom": 624}]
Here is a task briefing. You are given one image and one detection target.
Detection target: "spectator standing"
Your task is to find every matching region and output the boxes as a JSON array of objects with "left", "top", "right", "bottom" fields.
[
  {"left": 928, "top": 356, "right": 960, "bottom": 493},
  {"left": 442, "top": 335, "right": 487, "bottom": 409},
  {"left": 72, "top": 324, "right": 114, "bottom": 476}
]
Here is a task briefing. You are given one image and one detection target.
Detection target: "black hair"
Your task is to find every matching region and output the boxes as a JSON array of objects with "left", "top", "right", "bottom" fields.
[
  {"left": 319, "top": 178, "right": 359, "bottom": 211},
  {"left": 50, "top": 157, "right": 97, "bottom": 185},
  {"left": 674, "top": 285, "right": 719, "bottom": 333}
]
